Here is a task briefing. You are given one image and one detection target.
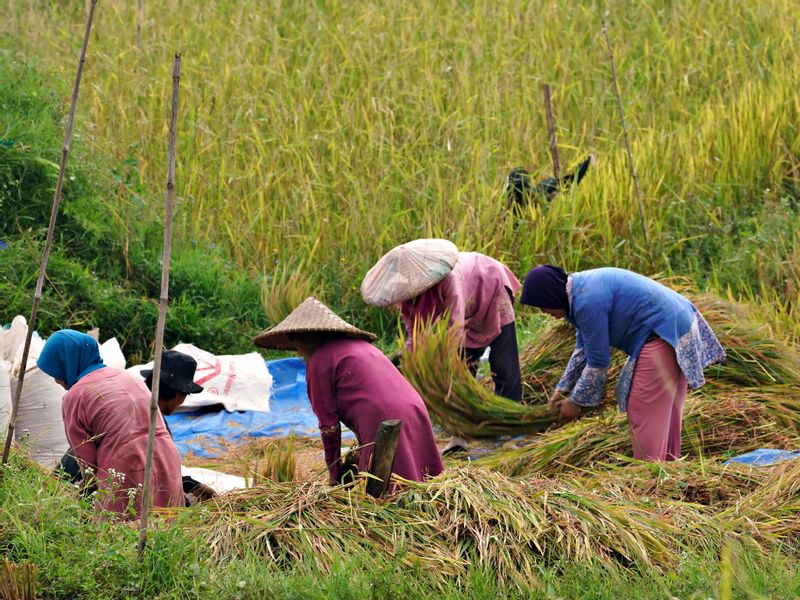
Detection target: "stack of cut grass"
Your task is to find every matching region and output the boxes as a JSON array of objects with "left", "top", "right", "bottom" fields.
[
  {"left": 405, "top": 289, "right": 800, "bottom": 442},
  {"left": 198, "top": 467, "right": 695, "bottom": 588},
  {"left": 477, "top": 392, "right": 800, "bottom": 478},
  {"left": 691, "top": 293, "right": 800, "bottom": 389},
  {"left": 717, "top": 459, "right": 800, "bottom": 548},
  {"left": 400, "top": 320, "right": 557, "bottom": 437},
  {"left": 568, "top": 458, "right": 768, "bottom": 508}
]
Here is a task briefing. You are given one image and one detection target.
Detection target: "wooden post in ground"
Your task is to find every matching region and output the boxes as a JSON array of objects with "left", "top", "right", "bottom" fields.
[
  {"left": 136, "top": 0, "right": 143, "bottom": 47},
  {"left": 542, "top": 82, "right": 560, "bottom": 180},
  {"left": 1, "top": 0, "right": 98, "bottom": 468},
  {"left": 137, "top": 53, "right": 181, "bottom": 559},
  {"left": 365, "top": 420, "right": 402, "bottom": 498}
]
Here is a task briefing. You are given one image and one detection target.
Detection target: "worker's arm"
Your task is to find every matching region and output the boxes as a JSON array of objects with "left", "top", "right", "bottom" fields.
[
  {"left": 61, "top": 390, "right": 99, "bottom": 485},
  {"left": 555, "top": 329, "right": 587, "bottom": 396},
  {"left": 306, "top": 354, "right": 343, "bottom": 485},
  {"left": 567, "top": 308, "right": 611, "bottom": 409}
]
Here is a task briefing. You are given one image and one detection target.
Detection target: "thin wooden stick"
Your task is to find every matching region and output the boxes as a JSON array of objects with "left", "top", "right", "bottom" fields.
[
  {"left": 602, "top": 17, "right": 649, "bottom": 245},
  {"left": 1, "top": 0, "right": 98, "bottom": 468},
  {"left": 136, "top": 0, "right": 143, "bottom": 48},
  {"left": 541, "top": 82, "right": 560, "bottom": 179},
  {"left": 137, "top": 53, "right": 181, "bottom": 559}
]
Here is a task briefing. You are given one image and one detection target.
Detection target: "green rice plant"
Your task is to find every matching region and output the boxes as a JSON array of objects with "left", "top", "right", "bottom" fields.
[
  {"left": 400, "top": 318, "right": 557, "bottom": 437},
  {"left": 476, "top": 391, "right": 800, "bottom": 478},
  {"left": 247, "top": 434, "right": 296, "bottom": 484},
  {"left": 3, "top": 0, "right": 800, "bottom": 339},
  {"left": 260, "top": 262, "right": 317, "bottom": 327}
]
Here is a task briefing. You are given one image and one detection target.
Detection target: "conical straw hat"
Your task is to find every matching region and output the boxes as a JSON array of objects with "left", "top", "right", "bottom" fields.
[
  {"left": 361, "top": 239, "right": 459, "bottom": 307},
  {"left": 253, "top": 297, "right": 377, "bottom": 350}
]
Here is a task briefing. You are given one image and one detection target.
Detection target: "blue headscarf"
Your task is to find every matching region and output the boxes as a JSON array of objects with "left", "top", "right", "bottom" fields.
[{"left": 37, "top": 330, "right": 106, "bottom": 389}]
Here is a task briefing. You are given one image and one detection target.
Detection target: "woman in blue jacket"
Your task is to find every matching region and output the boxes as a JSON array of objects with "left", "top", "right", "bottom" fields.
[{"left": 520, "top": 266, "right": 725, "bottom": 461}]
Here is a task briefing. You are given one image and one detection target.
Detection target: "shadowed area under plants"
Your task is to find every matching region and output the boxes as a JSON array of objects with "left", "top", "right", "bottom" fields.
[{"left": 194, "top": 467, "right": 697, "bottom": 590}]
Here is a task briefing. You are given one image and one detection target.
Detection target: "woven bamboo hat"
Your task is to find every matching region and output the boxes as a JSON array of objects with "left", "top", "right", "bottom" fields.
[
  {"left": 253, "top": 297, "right": 377, "bottom": 350},
  {"left": 361, "top": 239, "right": 459, "bottom": 307}
]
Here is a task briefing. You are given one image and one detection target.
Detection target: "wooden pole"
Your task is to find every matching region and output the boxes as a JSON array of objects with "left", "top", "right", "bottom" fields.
[
  {"left": 137, "top": 54, "right": 181, "bottom": 559},
  {"left": 1, "top": 0, "right": 98, "bottom": 467},
  {"left": 136, "top": 0, "right": 143, "bottom": 48},
  {"left": 365, "top": 420, "right": 402, "bottom": 498},
  {"left": 602, "top": 17, "right": 649, "bottom": 246},
  {"left": 542, "top": 82, "right": 560, "bottom": 180}
]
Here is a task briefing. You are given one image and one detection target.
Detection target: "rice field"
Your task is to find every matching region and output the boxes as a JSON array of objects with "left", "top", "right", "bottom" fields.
[
  {"left": 3, "top": 0, "right": 800, "bottom": 597},
  {"left": 1, "top": 0, "right": 799, "bottom": 335}
]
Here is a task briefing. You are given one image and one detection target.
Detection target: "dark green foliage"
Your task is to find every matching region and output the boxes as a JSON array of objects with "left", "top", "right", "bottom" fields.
[{"left": 0, "top": 58, "right": 268, "bottom": 363}]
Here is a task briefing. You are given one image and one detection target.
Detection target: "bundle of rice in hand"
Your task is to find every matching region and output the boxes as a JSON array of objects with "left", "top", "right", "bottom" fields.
[{"left": 400, "top": 319, "right": 557, "bottom": 437}]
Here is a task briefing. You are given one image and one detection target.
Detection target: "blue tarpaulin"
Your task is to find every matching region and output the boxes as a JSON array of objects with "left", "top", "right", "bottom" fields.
[
  {"left": 165, "top": 357, "right": 352, "bottom": 458},
  {"left": 724, "top": 448, "right": 800, "bottom": 467}
]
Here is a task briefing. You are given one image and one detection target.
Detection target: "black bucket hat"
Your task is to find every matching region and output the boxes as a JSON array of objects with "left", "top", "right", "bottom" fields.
[{"left": 140, "top": 350, "right": 204, "bottom": 394}]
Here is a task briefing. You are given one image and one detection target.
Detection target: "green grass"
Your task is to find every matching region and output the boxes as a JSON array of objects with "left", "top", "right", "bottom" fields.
[{"left": 3, "top": 452, "right": 800, "bottom": 600}]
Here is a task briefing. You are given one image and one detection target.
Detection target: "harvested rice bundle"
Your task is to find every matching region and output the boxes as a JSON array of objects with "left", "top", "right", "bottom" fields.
[
  {"left": 518, "top": 320, "right": 626, "bottom": 404},
  {"left": 476, "top": 393, "right": 800, "bottom": 477},
  {"left": 569, "top": 459, "right": 768, "bottom": 507},
  {"left": 198, "top": 467, "right": 695, "bottom": 588},
  {"left": 400, "top": 320, "right": 556, "bottom": 437},
  {"left": 717, "top": 459, "right": 800, "bottom": 546}
]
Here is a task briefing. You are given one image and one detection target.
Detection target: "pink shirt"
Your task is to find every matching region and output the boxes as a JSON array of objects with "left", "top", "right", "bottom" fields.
[
  {"left": 62, "top": 367, "right": 183, "bottom": 517},
  {"left": 306, "top": 338, "right": 443, "bottom": 486},
  {"left": 401, "top": 252, "right": 520, "bottom": 348}
]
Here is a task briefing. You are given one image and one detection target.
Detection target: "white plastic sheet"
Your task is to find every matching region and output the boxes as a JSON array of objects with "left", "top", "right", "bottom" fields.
[
  {"left": 129, "top": 343, "right": 272, "bottom": 413},
  {"left": 2, "top": 317, "right": 69, "bottom": 468},
  {"left": 181, "top": 465, "right": 249, "bottom": 494}
]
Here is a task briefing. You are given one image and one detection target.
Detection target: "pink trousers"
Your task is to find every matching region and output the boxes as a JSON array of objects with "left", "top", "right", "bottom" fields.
[{"left": 627, "top": 339, "right": 687, "bottom": 461}]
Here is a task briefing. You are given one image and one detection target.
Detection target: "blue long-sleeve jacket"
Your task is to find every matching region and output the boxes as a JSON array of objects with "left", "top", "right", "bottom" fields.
[{"left": 555, "top": 268, "right": 725, "bottom": 411}]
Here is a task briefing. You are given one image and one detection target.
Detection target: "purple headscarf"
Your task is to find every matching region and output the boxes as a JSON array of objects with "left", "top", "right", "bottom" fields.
[{"left": 520, "top": 265, "right": 569, "bottom": 310}]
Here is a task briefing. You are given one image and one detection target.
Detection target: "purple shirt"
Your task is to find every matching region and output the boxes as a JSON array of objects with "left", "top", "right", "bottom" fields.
[
  {"left": 306, "top": 338, "right": 443, "bottom": 485},
  {"left": 401, "top": 252, "right": 520, "bottom": 349},
  {"left": 62, "top": 367, "right": 183, "bottom": 516}
]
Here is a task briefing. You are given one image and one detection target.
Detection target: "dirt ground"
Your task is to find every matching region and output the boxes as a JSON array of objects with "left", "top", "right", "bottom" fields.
[{"left": 181, "top": 430, "right": 540, "bottom": 483}]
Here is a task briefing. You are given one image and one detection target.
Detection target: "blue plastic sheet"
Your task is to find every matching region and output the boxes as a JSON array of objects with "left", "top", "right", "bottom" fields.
[
  {"left": 165, "top": 357, "right": 352, "bottom": 458},
  {"left": 724, "top": 448, "right": 800, "bottom": 467}
]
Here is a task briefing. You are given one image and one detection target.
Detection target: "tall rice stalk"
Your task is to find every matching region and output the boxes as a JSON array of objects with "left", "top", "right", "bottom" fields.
[{"left": 247, "top": 434, "right": 296, "bottom": 483}]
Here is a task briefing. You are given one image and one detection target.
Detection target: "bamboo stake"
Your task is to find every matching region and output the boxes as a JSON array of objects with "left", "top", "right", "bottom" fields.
[
  {"left": 137, "top": 53, "right": 181, "bottom": 559},
  {"left": 541, "top": 82, "right": 560, "bottom": 179},
  {"left": 602, "top": 17, "right": 649, "bottom": 245},
  {"left": 136, "top": 0, "right": 143, "bottom": 48},
  {"left": 1, "top": 0, "right": 98, "bottom": 468}
]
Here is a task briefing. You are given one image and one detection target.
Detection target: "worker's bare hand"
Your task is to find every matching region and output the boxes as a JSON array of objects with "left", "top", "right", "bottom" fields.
[
  {"left": 557, "top": 400, "right": 582, "bottom": 424},
  {"left": 547, "top": 389, "right": 565, "bottom": 412}
]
